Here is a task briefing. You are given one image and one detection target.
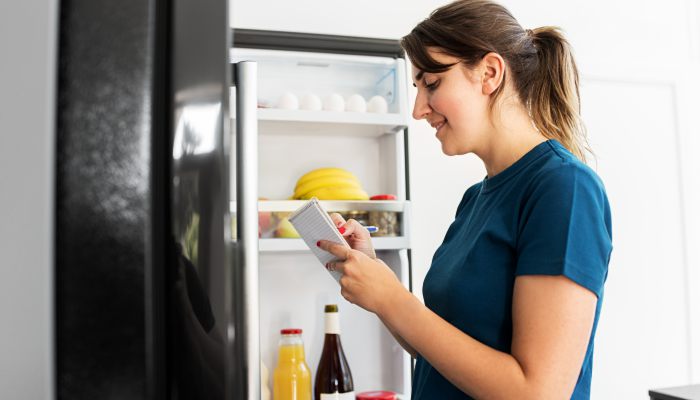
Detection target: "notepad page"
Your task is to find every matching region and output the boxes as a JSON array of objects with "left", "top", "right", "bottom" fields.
[{"left": 289, "top": 198, "right": 350, "bottom": 283}]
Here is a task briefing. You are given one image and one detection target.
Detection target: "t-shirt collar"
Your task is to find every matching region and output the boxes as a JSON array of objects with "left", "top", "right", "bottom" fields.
[{"left": 481, "top": 139, "right": 558, "bottom": 193}]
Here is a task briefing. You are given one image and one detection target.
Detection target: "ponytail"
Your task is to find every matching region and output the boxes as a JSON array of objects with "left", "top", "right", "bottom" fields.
[{"left": 528, "top": 27, "right": 591, "bottom": 162}]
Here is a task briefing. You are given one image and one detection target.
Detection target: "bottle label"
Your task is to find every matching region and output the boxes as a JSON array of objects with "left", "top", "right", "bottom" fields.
[
  {"left": 320, "top": 391, "right": 355, "bottom": 400},
  {"left": 325, "top": 312, "right": 340, "bottom": 334}
]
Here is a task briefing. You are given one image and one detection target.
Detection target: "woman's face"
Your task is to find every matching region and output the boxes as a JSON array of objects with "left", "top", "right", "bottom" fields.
[{"left": 411, "top": 50, "right": 492, "bottom": 156}]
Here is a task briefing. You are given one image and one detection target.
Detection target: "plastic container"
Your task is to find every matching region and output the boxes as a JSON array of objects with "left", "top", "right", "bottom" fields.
[
  {"left": 273, "top": 328, "right": 312, "bottom": 400},
  {"left": 356, "top": 391, "right": 397, "bottom": 400}
]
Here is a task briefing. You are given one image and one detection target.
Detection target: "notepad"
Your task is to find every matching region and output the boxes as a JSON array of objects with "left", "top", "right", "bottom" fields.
[{"left": 289, "top": 197, "right": 350, "bottom": 283}]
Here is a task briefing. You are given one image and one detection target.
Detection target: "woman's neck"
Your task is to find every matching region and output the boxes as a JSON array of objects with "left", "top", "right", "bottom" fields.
[{"left": 479, "top": 101, "right": 546, "bottom": 178}]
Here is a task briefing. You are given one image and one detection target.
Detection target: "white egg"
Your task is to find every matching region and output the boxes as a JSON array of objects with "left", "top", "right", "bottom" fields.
[
  {"left": 299, "top": 93, "right": 322, "bottom": 111},
  {"left": 276, "top": 92, "right": 299, "bottom": 110},
  {"left": 345, "top": 94, "right": 367, "bottom": 113},
  {"left": 367, "top": 95, "right": 388, "bottom": 114},
  {"left": 322, "top": 93, "right": 345, "bottom": 112}
]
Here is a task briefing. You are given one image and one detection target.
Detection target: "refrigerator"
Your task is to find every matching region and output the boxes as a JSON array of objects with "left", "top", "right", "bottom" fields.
[{"left": 54, "top": 0, "right": 412, "bottom": 398}]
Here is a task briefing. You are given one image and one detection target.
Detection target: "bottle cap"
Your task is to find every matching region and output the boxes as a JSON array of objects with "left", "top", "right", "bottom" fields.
[
  {"left": 280, "top": 328, "right": 302, "bottom": 335},
  {"left": 324, "top": 304, "right": 338, "bottom": 313},
  {"left": 356, "top": 391, "right": 397, "bottom": 400}
]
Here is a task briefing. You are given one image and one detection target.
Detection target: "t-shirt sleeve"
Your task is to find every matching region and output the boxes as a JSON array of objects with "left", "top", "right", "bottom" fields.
[{"left": 515, "top": 164, "right": 613, "bottom": 298}]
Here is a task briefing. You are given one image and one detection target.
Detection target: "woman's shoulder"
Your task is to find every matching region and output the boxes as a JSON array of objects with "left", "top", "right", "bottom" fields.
[{"left": 533, "top": 141, "right": 607, "bottom": 195}]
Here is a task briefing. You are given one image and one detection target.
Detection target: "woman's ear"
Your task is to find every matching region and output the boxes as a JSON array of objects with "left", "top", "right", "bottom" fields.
[{"left": 480, "top": 52, "right": 505, "bottom": 95}]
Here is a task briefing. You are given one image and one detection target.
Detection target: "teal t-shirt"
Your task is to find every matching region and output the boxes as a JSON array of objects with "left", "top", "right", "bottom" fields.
[{"left": 411, "top": 139, "right": 613, "bottom": 400}]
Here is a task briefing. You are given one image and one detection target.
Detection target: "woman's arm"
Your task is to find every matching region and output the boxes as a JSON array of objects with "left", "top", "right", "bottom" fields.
[
  {"left": 383, "top": 320, "right": 417, "bottom": 358},
  {"left": 319, "top": 242, "right": 597, "bottom": 400},
  {"left": 380, "top": 274, "right": 596, "bottom": 399}
]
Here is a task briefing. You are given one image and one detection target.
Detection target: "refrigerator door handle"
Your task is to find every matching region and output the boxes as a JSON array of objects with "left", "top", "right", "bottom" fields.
[{"left": 233, "top": 61, "right": 260, "bottom": 400}]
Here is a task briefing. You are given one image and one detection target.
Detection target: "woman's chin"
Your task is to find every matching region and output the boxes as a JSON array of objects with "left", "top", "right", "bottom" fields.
[
  {"left": 440, "top": 144, "right": 459, "bottom": 156},
  {"left": 440, "top": 141, "right": 471, "bottom": 156}
]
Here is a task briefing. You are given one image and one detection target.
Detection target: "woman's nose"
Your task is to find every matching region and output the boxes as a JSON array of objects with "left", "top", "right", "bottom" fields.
[{"left": 412, "top": 91, "right": 431, "bottom": 120}]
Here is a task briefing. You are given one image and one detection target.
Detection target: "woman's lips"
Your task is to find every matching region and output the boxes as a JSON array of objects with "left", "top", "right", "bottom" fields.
[{"left": 433, "top": 121, "right": 445, "bottom": 135}]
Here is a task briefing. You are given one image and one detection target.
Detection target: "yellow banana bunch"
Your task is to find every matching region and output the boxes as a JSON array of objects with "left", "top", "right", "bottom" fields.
[
  {"left": 295, "top": 167, "right": 359, "bottom": 188},
  {"left": 294, "top": 176, "right": 361, "bottom": 199},
  {"left": 292, "top": 167, "right": 369, "bottom": 200}
]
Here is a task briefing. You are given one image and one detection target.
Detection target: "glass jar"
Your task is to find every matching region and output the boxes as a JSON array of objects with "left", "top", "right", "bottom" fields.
[{"left": 368, "top": 211, "right": 400, "bottom": 237}]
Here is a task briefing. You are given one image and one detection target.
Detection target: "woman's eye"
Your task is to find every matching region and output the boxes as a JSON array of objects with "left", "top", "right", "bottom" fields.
[{"left": 425, "top": 80, "right": 439, "bottom": 91}]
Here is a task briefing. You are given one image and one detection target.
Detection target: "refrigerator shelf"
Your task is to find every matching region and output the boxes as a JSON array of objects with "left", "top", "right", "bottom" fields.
[
  {"left": 252, "top": 199, "right": 409, "bottom": 213},
  {"left": 259, "top": 236, "right": 410, "bottom": 252},
  {"left": 232, "top": 108, "right": 408, "bottom": 137}
]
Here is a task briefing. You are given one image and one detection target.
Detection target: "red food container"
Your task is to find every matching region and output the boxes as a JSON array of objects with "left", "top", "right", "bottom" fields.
[
  {"left": 356, "top": 391, "right": 397, "bottom": 400},
  {"left": 369, "top": 194, "right": 397, "bottom": 201}
]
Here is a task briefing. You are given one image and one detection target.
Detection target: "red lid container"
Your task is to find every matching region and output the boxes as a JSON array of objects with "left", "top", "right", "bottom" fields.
[
  {"left": 280, "top": 328, "right": 302, "bottom": 335},
  {"left": 370, "top": 194, "right": 397, "bottom": 201},
  {"left": 356, "top": 391, "right": 397, "bottom": 400}
]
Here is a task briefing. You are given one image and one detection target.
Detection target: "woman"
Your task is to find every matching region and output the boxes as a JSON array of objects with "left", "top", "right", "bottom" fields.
[{"left": 318, "top": 0, "right": 612, "bottom": 399}]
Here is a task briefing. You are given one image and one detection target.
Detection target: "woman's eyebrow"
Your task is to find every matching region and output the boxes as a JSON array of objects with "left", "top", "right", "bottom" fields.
[{"left": 414, "top": 71, "right": 425, "bottom": 82}]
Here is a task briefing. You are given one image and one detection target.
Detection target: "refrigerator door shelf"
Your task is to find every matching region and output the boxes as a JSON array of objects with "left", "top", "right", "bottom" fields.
[{"left": 230, "top": 108, "right": 407, "bottom": 138}]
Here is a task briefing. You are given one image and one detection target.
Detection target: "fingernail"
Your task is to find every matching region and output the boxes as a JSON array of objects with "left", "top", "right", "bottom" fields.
[
  {"left": 338, "top": 227, "right": 346, "bottom": 234},
  {"left": 316, "top": 241, "right": 321, "bottom": 247}
]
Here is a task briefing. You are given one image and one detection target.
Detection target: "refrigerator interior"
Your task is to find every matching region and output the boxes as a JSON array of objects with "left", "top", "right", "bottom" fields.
[
  {"left": 259, "top": 250, "right": 411, "bottom": 394},
  {"left": 230, "top": 45, "right": 412, "bottom": 395}
]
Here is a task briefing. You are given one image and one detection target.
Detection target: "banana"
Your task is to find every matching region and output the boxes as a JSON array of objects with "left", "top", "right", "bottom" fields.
[
  {"left": 300, "top": 186, "right": 369, "bottom": 200},
  {"left": 294, "top": 176, "right": 362, "bottom": 199},
  {"left": 295, "top": 168, "right": 359, "bottom": 189}
]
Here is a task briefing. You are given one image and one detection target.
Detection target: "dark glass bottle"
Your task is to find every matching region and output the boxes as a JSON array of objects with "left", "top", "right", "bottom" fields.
[{"left": 314, "top": 304, "right": 354, "bottom": 400}]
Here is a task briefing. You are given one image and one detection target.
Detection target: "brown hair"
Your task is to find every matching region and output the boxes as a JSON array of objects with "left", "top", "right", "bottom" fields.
[{"left": 401, "top": 0, "right": 591, "bottom": 162}]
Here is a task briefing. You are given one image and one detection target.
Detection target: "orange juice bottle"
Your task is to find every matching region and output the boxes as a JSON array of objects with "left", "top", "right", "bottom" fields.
[{"left": 273, "top": 328, "right": 312, "bottom": 400}]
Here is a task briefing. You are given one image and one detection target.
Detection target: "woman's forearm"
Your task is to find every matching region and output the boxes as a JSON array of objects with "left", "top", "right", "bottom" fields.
[
  {"left": 380, "top": 318, "right": 417, "bottom": 358},
  {"left": 378, "top": 290, "right": 537, "bottom": 400}
]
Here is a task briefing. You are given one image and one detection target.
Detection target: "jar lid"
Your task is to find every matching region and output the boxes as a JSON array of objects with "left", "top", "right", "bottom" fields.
[
  {"left": 346, "top": 210, "right": 368, "bottom": 215},
  {"left": 370, "top": 194, "right": 397, "bottom": 201},
  {"left": 356, "top": 391, "right": 397, "bottom": 400},
  {"left": 280, "top": 328, "right": 302, "bottom": 335}
]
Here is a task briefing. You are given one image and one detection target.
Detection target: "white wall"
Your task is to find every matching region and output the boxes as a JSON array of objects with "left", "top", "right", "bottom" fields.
[
  {"left": 0, "top": 0, "right": 57, "bottom": 399},
  {"left": 230, "top": 0, "right": 700, "bottom": 397}
]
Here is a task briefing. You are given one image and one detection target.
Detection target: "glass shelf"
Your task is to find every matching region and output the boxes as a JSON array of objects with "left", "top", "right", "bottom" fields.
[{"left": 255, "top": 199, "right": 407, "bottom": 213}]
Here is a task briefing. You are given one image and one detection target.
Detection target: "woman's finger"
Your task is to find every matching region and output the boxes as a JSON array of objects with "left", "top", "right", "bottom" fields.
[
  {"left": 342, "top": 218, "right": 370, "bottom": 238},
  {"left": 325, "top": 260, "right": 346, "bottom": 275},
  {"left": 329, "top": 212, "right": 346, "bottom": 227},
  {"left": 330, "top": 213, "right": 355, "bottom": 237},
  {"left": 317, "top": 240, "right": 351, "bottom": 259}
]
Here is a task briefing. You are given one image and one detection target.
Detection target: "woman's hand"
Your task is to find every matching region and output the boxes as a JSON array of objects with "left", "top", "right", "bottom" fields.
[
  {"left": 330, "top": 212, "right": 376, "bottom": 259},
  {"left": 317, "top": 239, "right": 406, "bottom": 316}
]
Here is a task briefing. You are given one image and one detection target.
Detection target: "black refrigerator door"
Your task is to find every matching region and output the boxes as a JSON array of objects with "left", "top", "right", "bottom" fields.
[
  {"left": 55, "top": 0, "right": 240, "bottom": 398},
  {"left": 168, "top": 0, "right": 236, "bottom": 398},
  {"left": 55, "top": 0, "right": 169, "bottom": 398}
]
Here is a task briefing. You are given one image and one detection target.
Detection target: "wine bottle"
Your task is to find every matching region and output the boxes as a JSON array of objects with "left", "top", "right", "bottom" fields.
[{"left": 314, "top": 304, "right": 354, "bottom": 400}]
